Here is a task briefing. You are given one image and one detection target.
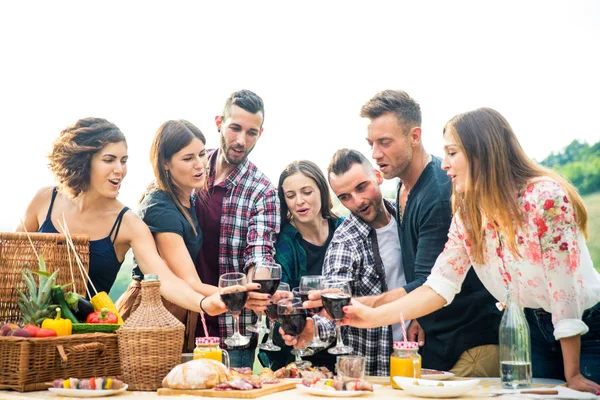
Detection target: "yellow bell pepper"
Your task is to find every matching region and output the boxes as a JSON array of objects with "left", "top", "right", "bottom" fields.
[{"left": 42, "top": 307, "right": 73, "bottom": 336}]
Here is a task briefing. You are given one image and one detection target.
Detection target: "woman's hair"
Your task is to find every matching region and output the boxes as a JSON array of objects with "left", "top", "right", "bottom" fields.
[
  {"left": 48, "top": 117, "right": 126, "bottom": 199},
  {"left": 445, "top": 107, "right": 588, "bottom": 263},
  {"left": 146, "top": 120, "right": 206, "bottom": 236},
  {"left": 278, "top": 160, "right": 338, "bottom": 224}
]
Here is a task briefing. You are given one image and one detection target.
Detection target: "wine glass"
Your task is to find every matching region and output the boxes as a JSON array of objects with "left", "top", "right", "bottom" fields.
[
  {"left": 247, "top": 263, "right": 282, "bottom": 334},
  {"left": 323, "top": 278, "right": 353, "bottom": 354},
  {"left": 278, "top": 297, "right": 312, "bottom": 367},
  {"left": 299, "top": 275, "right": 328, "bottom": 348},
  {"left": 258, "top": 282, "right": 290, "bottom": 351},
  {"left": 219, "top": 272, "right": 250, "bottom": 347}
]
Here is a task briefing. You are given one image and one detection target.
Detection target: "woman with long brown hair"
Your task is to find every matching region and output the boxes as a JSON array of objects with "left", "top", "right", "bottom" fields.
[
  {"left": 19, "top": 117, "right": 228, "bottom": 315},
  {"left": 340, "top": 108, "right": 600, "bottom": 392},
  {"left": 116, "top": 120, "right": 269, "bottom": 352}
]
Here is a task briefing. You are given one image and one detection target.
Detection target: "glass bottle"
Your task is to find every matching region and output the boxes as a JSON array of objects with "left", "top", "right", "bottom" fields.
[
  {"left": 390, "top": 341, "right": 421, "bottom": 389},
  {"left": 499, "top": 283, "right": 532, "bottom": 389}
]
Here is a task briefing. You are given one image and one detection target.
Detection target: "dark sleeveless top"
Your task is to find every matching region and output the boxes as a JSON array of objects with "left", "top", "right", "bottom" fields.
[{"left": 38, "top": 188, "right": 129, "bottom": 296}]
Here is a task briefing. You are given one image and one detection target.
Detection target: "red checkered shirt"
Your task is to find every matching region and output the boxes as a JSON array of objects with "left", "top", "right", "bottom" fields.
[{"left": 200, "top": 149, "right": 280, "bottom": 349}]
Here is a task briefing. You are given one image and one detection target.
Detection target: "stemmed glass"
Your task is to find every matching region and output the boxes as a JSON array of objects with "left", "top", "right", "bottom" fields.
[
  {"left": 247, "top": 263, "right": 282, "bottom": 333},
  {"left": 278, "top": 297, "right": 312, "bottom": 367},
  {"left": 322, "top": 279, "right": 353, "bottom": 354},
  {"left": 219, "top": 272, "right": 250, "bottom": 347},
  {"left": 258, "top": 282, "right": 290, "bottom": 351},
  {"left": 299, "top": 275, "right": 328, "bottom": 348}
]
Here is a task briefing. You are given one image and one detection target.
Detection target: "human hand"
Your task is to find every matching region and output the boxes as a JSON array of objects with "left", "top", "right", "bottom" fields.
[
  {"left": 244, "top": 283, "right": 270, "bottom": 313},
  {"left": 279, "top": 317, "right": 314, "bottom": 348},
  {"left": 566, "top": 373, "right": 600, "bottom": 394},
  {"left": 340, "top": 299, "right": 376, "bottom": 328},
  {"left": 271, "top": 289, "right": 294, "bottom": 305},
  {"left": 407, "top": 319, "right": 425, "bottom": 346}
]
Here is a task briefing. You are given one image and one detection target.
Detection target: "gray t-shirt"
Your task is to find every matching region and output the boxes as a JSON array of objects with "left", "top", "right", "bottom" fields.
[{"left": 375, "top": 216, "right": 408, "bottom": 341}]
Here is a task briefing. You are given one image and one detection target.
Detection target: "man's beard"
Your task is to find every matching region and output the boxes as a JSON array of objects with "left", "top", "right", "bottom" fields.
[{"left": 219, "top": 133, "right": 250, "bottom": 165}]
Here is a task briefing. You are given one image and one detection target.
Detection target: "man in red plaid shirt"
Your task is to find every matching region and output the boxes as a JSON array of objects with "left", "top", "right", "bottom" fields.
[{"left": 194, "top": 90, "right": 280, "bottom": 367}]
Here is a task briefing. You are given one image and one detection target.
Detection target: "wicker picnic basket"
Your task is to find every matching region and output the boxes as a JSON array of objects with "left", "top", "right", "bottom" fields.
[
  {"left": 0, "top": 232, "right": 90, "bottom": 323},
  {"left": 0, "top": 332, "right": 120, "bottom": 391},
  {"left": 117, "top": 275, "right": 184, "bottom": 390}
]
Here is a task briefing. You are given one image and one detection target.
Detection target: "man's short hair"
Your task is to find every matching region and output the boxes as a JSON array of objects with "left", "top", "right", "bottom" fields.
[
  {"left": 222, "top": 89, "right": 265, "bottom": 126},
  {"left": 360, "top": 90, "right": 421, "bottom": 128},
  {"left": 328, "top": 148, "right": 374, "bottom": 179}
]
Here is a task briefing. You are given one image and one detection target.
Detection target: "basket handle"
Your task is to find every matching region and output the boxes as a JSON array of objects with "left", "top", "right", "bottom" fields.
[{"left": 57, "top": 342, "right": 107, "bottom": 364}]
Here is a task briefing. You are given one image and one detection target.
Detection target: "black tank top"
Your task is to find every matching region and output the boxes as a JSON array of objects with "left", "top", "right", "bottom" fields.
[{"left": 38, "top": 188, "right": 128, "bottom": 296}]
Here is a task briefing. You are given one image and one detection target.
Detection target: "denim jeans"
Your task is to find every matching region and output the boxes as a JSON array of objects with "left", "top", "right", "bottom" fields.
[
  {"left": 525, "top": 302, "right": 600, "bottom": 383},
  {"left": 228, "top": 348, "right": 256, "bottom": 368}
]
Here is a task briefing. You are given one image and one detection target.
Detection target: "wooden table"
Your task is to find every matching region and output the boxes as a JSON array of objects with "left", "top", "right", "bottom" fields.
[{"left": 0, "top": 378, "right": 567, "bottom": 400}]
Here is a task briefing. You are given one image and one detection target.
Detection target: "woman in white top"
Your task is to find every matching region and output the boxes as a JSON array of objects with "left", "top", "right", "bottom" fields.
[{"left": 341, "top": 108, "right": 600, "bottom": 392}]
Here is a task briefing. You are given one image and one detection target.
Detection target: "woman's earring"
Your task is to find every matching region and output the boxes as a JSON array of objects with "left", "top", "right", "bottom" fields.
[{"left": 165, "top": 170, "right": 170, "bottom": 179}]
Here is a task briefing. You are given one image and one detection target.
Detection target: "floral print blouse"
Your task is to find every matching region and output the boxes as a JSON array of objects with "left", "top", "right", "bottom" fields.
[{"left": 425, "top": 177, "right": 600, "bottom": 340}]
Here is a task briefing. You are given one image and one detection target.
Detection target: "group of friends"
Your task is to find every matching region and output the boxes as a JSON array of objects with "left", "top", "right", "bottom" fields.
[{"left": 17, "top": 89, "right": 600, "bottom": 393}]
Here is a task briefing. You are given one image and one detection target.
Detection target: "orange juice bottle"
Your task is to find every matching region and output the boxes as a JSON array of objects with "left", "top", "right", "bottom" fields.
[
  {"left": 390, "top": 341, "right": 421, "bottom": 389},
  {"left": 193, "top": 337, "right": 230, "bottom": 367}
]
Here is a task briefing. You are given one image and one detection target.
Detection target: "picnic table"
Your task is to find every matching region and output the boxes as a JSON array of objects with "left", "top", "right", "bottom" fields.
[{"left": 0, "top": 378, "right": 584, "bottom": 400}]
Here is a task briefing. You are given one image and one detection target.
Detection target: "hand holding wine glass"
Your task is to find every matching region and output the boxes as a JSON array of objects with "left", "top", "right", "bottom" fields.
[
  {"left": 259, "top": 282, "right": 290, "bottom": 351},
  {"left": 219, "top": 272, "right": 250, "bottom": 347},
  {"left": 299, "top": 275, "right": 328, "bottom": 348},
  {"left": 323, "top": 278, "right": 353, "bottom": 354},
  {"left": 247, "top": 263, "right": 282, "bottom": 333},
  {"left": 278, "top": 297, "right": 312, "bottom": 367}
]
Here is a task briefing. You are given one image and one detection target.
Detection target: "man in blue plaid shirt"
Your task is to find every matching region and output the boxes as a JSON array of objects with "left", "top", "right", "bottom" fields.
[
  {"left": 194, "top": 90, "right": 280, "bottom": 368},
  {"left": 288, "top": 148, "right": 405, "bottom": 376}
]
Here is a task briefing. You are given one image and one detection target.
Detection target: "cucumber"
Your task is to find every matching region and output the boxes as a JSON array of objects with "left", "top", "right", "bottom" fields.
[
  {"left": 72, "top": 323, "right": 120, "bottom": 334},
  {"left": 51, "top": 287, "right": 79, "bottom": 324}
]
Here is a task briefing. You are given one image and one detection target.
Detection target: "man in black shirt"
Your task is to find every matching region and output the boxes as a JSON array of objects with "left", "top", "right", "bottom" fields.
[{"left": 361, "top": 90, "right": 501, "bottom": 376}]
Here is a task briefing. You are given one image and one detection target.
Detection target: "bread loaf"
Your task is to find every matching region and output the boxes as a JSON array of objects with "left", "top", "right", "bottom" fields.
[{"left": 162, "top": 359, "right": 231, "bottom": 389}]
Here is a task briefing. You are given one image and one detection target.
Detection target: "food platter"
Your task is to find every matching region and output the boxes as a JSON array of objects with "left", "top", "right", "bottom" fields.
[{"left": 48, "top": 385, "right": 128, "bottom": 397}]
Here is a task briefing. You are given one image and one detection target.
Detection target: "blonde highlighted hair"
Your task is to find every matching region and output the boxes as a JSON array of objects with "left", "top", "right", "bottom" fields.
[{"left": 444, "top": 107, "right": 588, "bottom": 264}]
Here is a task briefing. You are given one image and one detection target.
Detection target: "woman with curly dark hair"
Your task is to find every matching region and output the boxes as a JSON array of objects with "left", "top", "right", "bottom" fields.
[{"left": 17, "top": 117, "right": 237, "bottom": 315}]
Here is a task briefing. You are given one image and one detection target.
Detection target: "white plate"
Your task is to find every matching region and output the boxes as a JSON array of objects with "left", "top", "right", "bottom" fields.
[
  {"left": 48, "top": 384, "right": 128, "bottom": 397},
  {"left": 419, "top": 369, "right": 455, "bottom": 381},
  {"left": 393, "top": 377, "right": 479, "bottom": 398},
  {"left": 296, "top": 383, "right": 378, "bottom": 397}
]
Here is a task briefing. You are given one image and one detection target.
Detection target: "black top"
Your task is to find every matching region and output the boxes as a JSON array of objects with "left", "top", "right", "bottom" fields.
[
  {"left": 300, "top": 225, "right": 334, "bottom": 277},
  {"left": 396, "top": 156, "right": 501, "bottom": 371},
  {"left": 132, "top": 189, "right": 203, "bottom": 279},
  {"left": 39, "top": 187, "right": 128, "bottom": 296}
]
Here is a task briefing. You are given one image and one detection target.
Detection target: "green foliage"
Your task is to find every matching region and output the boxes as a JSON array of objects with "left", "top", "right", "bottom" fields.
[{"left": 541, "top": 140, "right": 600, "bottom": 195}]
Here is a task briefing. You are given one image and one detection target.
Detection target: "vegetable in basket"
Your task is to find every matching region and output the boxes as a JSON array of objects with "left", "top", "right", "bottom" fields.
[
  {"left": 65, "top": 292, "right": 95, "bottom": 322},
  {"left": 16, "top": 255, "right": 59, "bottom": 326},
  {"left": 42, "top": 307, "right": 72, "bottom": 336},
  {"left": 51, "top": 286, "right": 79, "bottom": 324},
  {"left": 91, "top": 291, "right": 123, "bottom": 324},
  {"left": 87, "top": 308, "right": 119, "bottom": 324}
]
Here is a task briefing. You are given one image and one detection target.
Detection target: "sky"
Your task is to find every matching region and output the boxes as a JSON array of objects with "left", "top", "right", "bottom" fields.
[{"left": 1, "top": 0, "right": 599, "bottom": 232}]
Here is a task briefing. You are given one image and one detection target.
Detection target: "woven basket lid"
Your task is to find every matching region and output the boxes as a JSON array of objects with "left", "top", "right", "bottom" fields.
[
  {"left": 196, "top": 337, "right": 220, "bottom": 345},
  {"left": 119, "top": 279, "right": 184, "bottom": 329},
  {"left": 393, "top": 341, "right": 419, "bottom": 350}
]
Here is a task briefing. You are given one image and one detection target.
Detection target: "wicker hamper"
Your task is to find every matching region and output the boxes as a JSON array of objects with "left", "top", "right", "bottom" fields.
[
  {"left": 0, "top": 232, "right": 90, "bottom": 323},
  {"left": 117, "top": 275, "right": 184, "bottom": 391},
  {"left": 0, "top": 333, "right": 120, "bottom": 391}
]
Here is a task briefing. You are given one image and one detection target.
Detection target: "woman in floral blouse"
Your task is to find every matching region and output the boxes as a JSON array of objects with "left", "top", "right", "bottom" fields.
[{"left": 341, "top": 108, "right": 600, "bottom": 392}]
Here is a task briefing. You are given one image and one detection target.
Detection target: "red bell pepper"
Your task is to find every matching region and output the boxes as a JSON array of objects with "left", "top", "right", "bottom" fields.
[{"left": 86, "top": 308, "right": 119, "bottom": 324}]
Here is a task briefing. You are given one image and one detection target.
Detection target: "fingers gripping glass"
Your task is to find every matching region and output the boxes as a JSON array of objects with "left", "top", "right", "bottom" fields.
[
  {"left": 219, "top": 272, "right": 250, "bottom": 347},
  {"left": 323, "top": 279, "right": 353, "bottom": 355},
  {"left": 247, "top": 263, "right": 282, "bottom": 334},
  {"left": 278, "top": 297, "right": 313, "bottom": 367},
  {"left": 299, "top": 275, "right": 328, "bottom": 348},
  {"left": 258, "top": 282, "right": 290, "bottom": 351}
]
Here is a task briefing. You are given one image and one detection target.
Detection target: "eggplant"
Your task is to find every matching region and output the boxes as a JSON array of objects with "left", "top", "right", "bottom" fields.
[{"left": 65, "top": 292, "right": 95, "bottom": 322}]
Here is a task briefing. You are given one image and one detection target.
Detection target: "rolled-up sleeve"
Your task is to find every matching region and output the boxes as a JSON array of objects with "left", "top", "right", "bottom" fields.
[{"left": 424, "top": 215, "right": 472, "bottom": 305}]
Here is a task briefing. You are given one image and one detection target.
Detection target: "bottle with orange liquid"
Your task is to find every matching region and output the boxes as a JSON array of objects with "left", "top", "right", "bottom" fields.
[
  {"left": 193, "top": 337, "right": 230, "bottom": 367},
  {"left": 390, "top": 341, "right": 421, "bottom": 389}
]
